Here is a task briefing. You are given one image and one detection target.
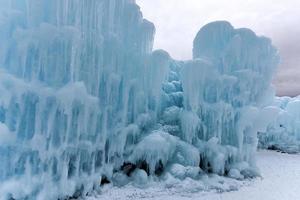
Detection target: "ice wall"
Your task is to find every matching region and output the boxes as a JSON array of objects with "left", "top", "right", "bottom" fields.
[
  {"left": 258, "top": 96, "right": 300, "bottom": 153},
  {"left": 180, "top": 21, "right": 279, "bottom": 170},
  {"left": 0, "top": 2, "right": 280, "bottom": 200},
  {"left": 0, "top": 0, "right": 170, "bottom": 199}
]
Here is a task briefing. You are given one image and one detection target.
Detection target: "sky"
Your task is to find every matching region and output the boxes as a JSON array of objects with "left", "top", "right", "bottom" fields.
[{"left": 136, "top": 0, "right": 300, "bottom": 97}]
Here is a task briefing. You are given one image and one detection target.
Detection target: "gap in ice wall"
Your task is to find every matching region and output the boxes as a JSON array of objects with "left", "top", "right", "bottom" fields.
[{"left": 0, "top": 1, "right": 280, "bottom": 200}]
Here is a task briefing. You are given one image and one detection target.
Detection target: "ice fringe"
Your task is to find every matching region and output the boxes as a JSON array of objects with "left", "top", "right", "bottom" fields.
[{"left": 0, "top": 0, "right": 281, "bottom": 199}]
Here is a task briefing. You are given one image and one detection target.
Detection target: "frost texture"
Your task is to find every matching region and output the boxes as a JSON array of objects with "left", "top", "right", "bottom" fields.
[{"left": 0, "top": 1, "right": 280, "bottom": 200}]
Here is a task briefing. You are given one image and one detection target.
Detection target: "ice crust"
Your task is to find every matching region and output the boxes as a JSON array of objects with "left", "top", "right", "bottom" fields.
[{"left": 0, "top": 1, "right": 280, "bottom": 199}]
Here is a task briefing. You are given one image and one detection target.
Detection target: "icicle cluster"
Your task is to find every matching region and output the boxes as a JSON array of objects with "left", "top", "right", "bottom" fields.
[
  {"left": 0, "top": 1, "right": 280, "bottom": 200},
  {"left": 0, "top": 1, "right": 169, "bottom": 199},
  {"left": 180, "top": 21, "right": 279, "bottom": 170}
]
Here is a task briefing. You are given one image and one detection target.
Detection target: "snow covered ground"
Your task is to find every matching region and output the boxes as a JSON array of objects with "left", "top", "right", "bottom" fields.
[{"left": 87, "top": 150, "right": 300, "bottom": 200}]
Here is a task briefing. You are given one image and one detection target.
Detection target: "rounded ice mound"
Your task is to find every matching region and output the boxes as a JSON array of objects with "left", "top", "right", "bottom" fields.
[
  {"left": 128, "top": 130, "right": 178, "bottom": 174},
  {"left": 169, "top": 164, "right": 202, "bottom": 180},
  {"left": 193, "top": 21, "right": 234, "bottom": 60},
  {"left": 132, "top": 169, "right": 148, "bottom": 186},
  {"left": 193, "top": 20, "right": 278, "bottom": 79},
  {"left": 112, "top": 172, "right": 130, "bottom": 187},
  {"left": 228, "top": 169, "right": 244, "bottom": 180}
]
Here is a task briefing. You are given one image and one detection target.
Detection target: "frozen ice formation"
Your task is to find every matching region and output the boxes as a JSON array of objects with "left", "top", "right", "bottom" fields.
[
  {"left": 0, "top": 1, "right": 280, "bottom": 199},
  {"left": 182, "top": 21, "right": 279, "bottom": 168},
  {"left": 259, "top": 96, "right": 300, "bottom": 153}
]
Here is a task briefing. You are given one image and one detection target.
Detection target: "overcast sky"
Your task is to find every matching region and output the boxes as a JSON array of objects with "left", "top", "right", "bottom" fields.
[{"left": 136, "top": 0, "right": 300, "bottom": 97}]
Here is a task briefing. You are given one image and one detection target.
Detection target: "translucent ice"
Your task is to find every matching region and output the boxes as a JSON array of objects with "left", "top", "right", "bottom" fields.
[
  {"left": 0, "top": 0, "right": 167, "bottom": 198},
  {"left": 0, "top": 2, "right": 280, "bottom": 199},
  {"left": 180, "top": 21, "right": 279, "bottom": 170}
]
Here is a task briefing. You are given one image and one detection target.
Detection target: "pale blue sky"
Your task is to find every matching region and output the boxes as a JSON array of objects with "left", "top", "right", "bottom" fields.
[{"left": 137, "top": 0, "right": 300, "bottom": 96}]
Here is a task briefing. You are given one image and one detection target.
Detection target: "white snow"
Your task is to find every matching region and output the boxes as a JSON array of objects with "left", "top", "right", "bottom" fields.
[
  {"left": 203, "top": 150, "right": 300, "bottom": 200},
  {"left": 87, "top": 150, "right": 300, "bottom": 200}
]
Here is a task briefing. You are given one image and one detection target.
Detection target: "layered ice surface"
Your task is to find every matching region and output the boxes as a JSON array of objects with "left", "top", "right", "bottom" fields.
[{"left": 0, "top": 1, "right": 280, "bottom": 199}]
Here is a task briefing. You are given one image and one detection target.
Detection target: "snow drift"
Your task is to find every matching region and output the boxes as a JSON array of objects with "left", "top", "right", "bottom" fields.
[{"left": 0, "top": 0, "right": 280, "bottom": 199}]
